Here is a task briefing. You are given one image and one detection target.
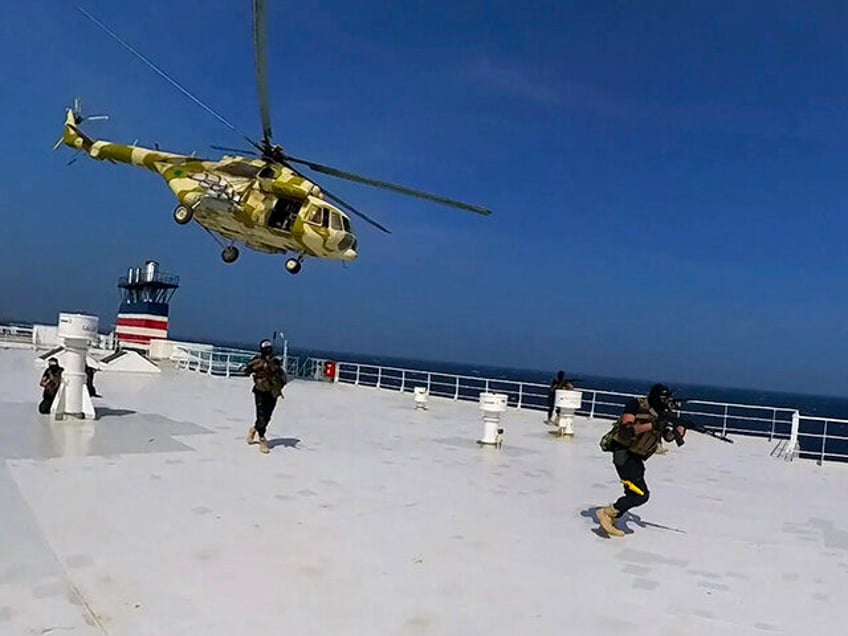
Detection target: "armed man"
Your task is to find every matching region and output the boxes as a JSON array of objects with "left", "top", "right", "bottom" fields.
[
  {"left": 547, "top": 370, "right": 575, "bottom": 423},
  {"left": 244, "top": 339, "right": 287, "bottom": 454},
  {"left": 38, "top": 357, "right": 64, "bottom": 414},
  {"left": 596, "top": 383, "right": 685, "bottom": 537}
]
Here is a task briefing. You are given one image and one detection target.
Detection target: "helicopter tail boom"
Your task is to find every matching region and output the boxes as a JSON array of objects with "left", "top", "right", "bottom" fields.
[{"left": 57, "top": 106, "right": 186, "bottom": 173}]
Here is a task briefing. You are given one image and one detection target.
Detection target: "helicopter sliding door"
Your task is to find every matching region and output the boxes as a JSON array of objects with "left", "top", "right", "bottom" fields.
[{"left": 267, "top": 195, "right": 302, "bottom": 233}]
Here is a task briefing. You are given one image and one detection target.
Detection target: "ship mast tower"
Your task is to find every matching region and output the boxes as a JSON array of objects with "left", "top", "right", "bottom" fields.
[{"left": 115, "top": 261, "right": 180, "bottom": 352}]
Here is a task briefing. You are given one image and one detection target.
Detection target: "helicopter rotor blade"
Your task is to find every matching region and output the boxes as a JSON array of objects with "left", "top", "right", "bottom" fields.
[
  {"left": 211, "top": 144, "right": 260, "bottom": 156},
  {"left": 77, "top": 7, "right": 262, "bottom": 153},
  {"left": 278, "top": 159, "right": 392, "bottom": 234},
  {"left": 252, "top": 0, "right": 273, "bottom": 145},
  {"left": 321, "top": 189, "right": 392, "bottom": 234},
  {"left": 282, "top": 154, "right": 491, "bottom": 216}
]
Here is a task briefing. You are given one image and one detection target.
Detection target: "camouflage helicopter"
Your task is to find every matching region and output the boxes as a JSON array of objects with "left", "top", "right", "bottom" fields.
[{"left": 55, "top": 3, "right": 490, "bottom": 275}]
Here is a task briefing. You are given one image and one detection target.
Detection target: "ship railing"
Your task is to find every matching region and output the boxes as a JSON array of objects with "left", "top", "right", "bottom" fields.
[
  {"left": 332, "top": 360, "right": 848, "bottom": 463},
  {"left": 0, "top": 323, "right": 34, "bottom": 348},
  {"left": 793, "top": 414, "right": 848, "bottom": 464},
  {"left": 172, "top": 345, "right": 302, "bottom": 378},
  {"left": 167, "top": 351, "right": 848, "bottom": 464},
  {"left": 118, "top": 272, "right": 180, "bottom": 287},
  {"left": 1, "top": 322, "right": 119, "bottom": 352}
]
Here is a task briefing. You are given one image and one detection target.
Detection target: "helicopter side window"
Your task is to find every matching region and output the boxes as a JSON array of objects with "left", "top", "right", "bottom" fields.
[
  {"left": 268, "top": 195, "right": 302, "bottom": 232},
  {"left": 329, "top": 211, "right": 343, "bottom": 231}
]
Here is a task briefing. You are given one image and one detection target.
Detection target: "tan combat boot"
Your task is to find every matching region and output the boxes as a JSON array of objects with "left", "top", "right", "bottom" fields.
[
  {"left": 598, "top": 505, "right": 625, "bottom": 537},
  {"left": 246, "top": 427, "right": 257, "bottom": 445},
  {"left": 258, "top": 437, "right": 270, "bottom": 454}
]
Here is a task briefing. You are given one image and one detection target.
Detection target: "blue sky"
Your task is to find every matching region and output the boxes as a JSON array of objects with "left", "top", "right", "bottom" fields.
[{"left": 2, "top": 0, "right": 848, "bottom": 394}]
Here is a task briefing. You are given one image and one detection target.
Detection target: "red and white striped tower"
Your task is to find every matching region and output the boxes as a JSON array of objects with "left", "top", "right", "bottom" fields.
[{"left": 115, "top": 261, "right": 180, "bottom": 351}]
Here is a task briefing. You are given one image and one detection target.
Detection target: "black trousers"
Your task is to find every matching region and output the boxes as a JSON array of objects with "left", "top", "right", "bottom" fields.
[
  {"left": 612, "top": 448, "right": 650, "bottom": 516},
  {"left": 38, "top": 392, "right": 54, "bottom": 415},
  {"left": 253, "top": 390, "right": 278, "bottom": 437},
  {"left": 547, "top": 393, "right": 558, "bottom": 420}
]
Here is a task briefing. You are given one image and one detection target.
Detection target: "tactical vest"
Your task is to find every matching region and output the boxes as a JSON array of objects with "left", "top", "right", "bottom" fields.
[
  {"left": 250, "top": 357, "right": 286, "bottom": 397},
  {"left": 599, "top": 397, "right": 662, "bottom": 458}
]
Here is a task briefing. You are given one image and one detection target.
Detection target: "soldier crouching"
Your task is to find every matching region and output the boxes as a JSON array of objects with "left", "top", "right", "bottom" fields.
[{"left": 244, "top": 339, "right": 287, "bottom": 454}]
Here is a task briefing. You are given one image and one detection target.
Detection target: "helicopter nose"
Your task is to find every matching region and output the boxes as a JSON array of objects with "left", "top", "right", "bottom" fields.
[
  {"left": 343, "top": 237, "right": 357, "bottom": 261},
  {"left": 338, "top": 233, "right": 357, "bottom": 253}
]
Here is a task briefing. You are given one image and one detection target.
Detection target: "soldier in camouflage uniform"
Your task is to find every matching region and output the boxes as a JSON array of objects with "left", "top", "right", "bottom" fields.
[
  {"left": 244, "top": 339, "right": 287, "bottom": 454},
  {"left": 596, "top": 384, "right": 685, "bottom": 537}
]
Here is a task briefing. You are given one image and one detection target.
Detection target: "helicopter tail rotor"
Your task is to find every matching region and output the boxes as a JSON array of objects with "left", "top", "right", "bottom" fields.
[
  {"left": 53, "top": 97, "right": 110, "bottom": 152},
  {"left": 69, "top": 97, "right": 111, "bottom": 126}
]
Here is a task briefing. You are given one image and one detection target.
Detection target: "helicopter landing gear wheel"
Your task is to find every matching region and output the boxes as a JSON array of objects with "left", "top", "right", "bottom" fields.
[
  {"left": 173, "top": 205, "right": 193, "bottom": 225},
  {"left": 221, "top": 246, "right": 240, "bottom": 264},
  {"left": 285, "top": 258, "right": 302, "bottom": 275}
]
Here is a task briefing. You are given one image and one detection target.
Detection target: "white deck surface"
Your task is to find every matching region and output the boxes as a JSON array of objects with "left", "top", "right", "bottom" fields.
[{"left": 1, "top": 347, "right": 847, "bottom": 635}]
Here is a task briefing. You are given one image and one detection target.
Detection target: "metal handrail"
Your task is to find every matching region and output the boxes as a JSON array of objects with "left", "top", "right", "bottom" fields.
[
  {"left": 172, "top": 344, "right": 303, "bottom": 379},
  {"left": 332, "top": 359, "right": 848, "bottom": 464},
  {"left": 5, "top": 320, "right": 846, "bottom": 464},
  {"left": 0, "top": 324, "right": 34, "bottom": 347}
]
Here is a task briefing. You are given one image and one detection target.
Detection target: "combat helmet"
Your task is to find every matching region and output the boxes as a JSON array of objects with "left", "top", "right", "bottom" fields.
[{"left": 647, "top": 383, "right": 672, "bottom": 413}]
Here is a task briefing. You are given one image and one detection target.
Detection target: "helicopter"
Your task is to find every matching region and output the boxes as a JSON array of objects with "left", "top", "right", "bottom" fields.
[{"left": 55, "top": 3, "right": 491, "bottom": 275}]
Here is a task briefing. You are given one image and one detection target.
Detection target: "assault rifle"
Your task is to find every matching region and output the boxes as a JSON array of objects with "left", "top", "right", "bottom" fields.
[{"left": 657, "top": 398, "right": 734, "bottom": 445}]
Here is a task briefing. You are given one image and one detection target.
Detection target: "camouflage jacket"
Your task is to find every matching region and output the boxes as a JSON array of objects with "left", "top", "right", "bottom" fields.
[
  {"left": 549, "top": 379, "right": 574, "bottom": 394},
  {"left": 245, "top": 355, "right": 287, "bottom": 397}
]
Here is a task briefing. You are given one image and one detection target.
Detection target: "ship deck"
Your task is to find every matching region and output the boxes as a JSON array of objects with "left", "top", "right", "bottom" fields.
[{"left": 1, "top": 347, "right": 847, "bottom": 635}]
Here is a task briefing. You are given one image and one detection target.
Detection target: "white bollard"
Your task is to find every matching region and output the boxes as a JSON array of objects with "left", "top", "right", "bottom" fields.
[
  {"left": 551, "top": 389, "right": 582, "bottom": 437},
  {"left": 478, "top": 392, "right": 508, "bottom": 448},
  {"left": 51, "top": 313, "right": 99, "bottom": 420},
  {"left": 413, "top": 386, "right": 428, "bottom": 410}
]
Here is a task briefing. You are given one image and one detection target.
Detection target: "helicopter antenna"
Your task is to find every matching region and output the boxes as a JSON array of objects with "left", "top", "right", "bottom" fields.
[{"left": 77, "top": 6, "right": 261, "bottom": 153}]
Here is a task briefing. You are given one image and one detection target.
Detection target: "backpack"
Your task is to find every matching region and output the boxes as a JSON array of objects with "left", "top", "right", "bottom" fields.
[{"left": 599, "top": 420, "right": 620, "bottom": 452}]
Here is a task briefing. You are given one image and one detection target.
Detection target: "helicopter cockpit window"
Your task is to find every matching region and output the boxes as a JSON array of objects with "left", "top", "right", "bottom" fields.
[
  {"left": 342, "top": 216, "right": 351, "bottom": 233},
  {"left": 307, "top": 208, "right": 324, "bottom": 225},
  {"left": 329, "top": 211, "right": 343, "bottom": 231}
]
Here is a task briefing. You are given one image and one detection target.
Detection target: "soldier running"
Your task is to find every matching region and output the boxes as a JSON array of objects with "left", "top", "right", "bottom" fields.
[
  {"left": 244, "top": 339, "right": 287, "bottom": 454},
  {"left": 596, "top": 383, "right": 685, "bottom": 537}
]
